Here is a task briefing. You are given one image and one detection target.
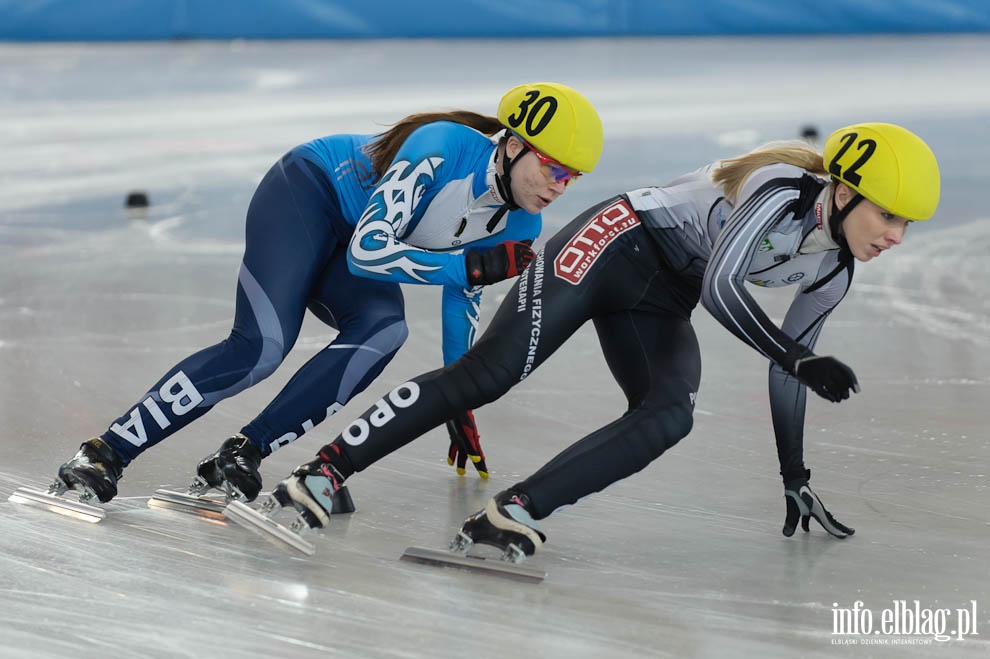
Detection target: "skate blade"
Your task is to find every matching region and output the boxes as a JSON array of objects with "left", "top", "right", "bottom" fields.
[
  {"left": 148, "top": 489, "right": 228, "bottom": 521},
  {"left": 7, "top": 487, "right": 105, "bottom": 523},
  {"left": 400, "top": 546, "right": 545, "bottom": 583},
  {"left": 223, "top": 500, "right": 315, "bottom": 556}
]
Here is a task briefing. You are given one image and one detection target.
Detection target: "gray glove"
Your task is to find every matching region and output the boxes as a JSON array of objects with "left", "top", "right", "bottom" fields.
[{"left": 783, "top": 470, "right": 855, "bottom": 538}]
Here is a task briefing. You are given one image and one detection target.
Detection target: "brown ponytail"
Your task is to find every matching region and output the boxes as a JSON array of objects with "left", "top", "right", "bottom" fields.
[{"left": 364, "top": 111, "right": 504, "bottom": 179}]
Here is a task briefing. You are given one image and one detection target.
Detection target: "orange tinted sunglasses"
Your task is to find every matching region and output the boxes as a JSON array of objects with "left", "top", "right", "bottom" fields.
[{"left": 525, "top": 142, "right": 582, "bottom": 187}]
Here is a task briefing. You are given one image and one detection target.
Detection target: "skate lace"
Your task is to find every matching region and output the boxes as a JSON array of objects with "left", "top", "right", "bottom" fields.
[{"left": 317, "top": 464, "right": 341, "bottom": 491}]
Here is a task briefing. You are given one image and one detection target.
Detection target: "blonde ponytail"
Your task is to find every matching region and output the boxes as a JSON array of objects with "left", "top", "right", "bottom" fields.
[{"left": 712, "top": 142, "right": 827, "bottom": 201}]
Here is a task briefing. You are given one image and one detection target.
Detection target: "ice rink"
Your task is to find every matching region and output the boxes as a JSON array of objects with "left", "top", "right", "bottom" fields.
[{"left": 1, "top": 35, "right": 989, "bottom": 658}]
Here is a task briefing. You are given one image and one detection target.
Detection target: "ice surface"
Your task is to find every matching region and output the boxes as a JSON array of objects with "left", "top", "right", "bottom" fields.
[{"left": 1, "top": 36, "right": 988, "bottom": 658}]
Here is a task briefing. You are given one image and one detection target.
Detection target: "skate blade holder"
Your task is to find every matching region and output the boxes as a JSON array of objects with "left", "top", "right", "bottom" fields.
[
  {"left": 223, "top": 500, "right": 316, "bottom": 556},
  {"left": 450, "top": 530, "right": 529, "bottom": 565},
  {"left": 401, "top": 545, "right": 546, "bottom": 583},
  {"left": 253, "top": 485, "right": 354, "bottom": 517},
  {"left": 196, "top": 474, "right": 250, "bottom": 503},
  {"left": 150, "top": 479, "right": 355, "bottom": 523},
  {"left": 8, "top": 484, "right": 106, "bottom": 524},
  {"left": 148, "top": 488, "right": 229, "bottom": 521}
]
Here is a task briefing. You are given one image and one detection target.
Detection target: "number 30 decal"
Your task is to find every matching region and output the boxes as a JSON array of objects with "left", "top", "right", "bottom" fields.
[
  {"left": 506, "top": 90, "right": 558, "bottom": 136},
  {"left": 828, "top": 131, "right": 876, "bottom": 186}
]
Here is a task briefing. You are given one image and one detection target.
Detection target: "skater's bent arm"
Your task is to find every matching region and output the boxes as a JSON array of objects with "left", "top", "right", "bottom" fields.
[
  {"left": 347, "top": 125, "right": 471, "bottom": 288},
  {"left": 702, "top": 172, "right": 812, "bottom": 372},
  {"left": 769, "top": 268, "right": 851, "bottom": 479}
]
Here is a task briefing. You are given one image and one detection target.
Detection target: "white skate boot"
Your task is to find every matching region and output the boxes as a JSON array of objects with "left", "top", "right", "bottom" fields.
[{"left": 451, "top": 489, "right": 546, "bottom": 562}]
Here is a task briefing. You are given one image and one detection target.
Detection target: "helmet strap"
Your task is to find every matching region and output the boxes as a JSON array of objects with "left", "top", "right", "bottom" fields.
[
  {"left": 488, "top": 134, "right": 525, "bottom": 232},
  {"left": 494, "top": 134, "right": 524, "bottom": 211}
]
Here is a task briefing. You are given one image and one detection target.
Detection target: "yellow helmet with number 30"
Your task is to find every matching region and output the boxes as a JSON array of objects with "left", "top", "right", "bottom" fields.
[
  {"left": 497, "top": 82, "right": 604, "bottom": 174},
  {"left": 823, "top": 122, "right": 940, "bottom": 221}
]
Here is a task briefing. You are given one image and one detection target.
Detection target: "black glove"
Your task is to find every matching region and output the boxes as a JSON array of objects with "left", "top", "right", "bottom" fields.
[
  {"left": 783, "top": 470, "right": 855, "bottom": 538},
  {"left": 445, "top": 410, "right": 488, "bottom": 479},
  {"left": 465, "top": 241, "right": 535, "bottom": 286},
  {"left": 793, "top": 355, "right": 860, "bottom": 402}
]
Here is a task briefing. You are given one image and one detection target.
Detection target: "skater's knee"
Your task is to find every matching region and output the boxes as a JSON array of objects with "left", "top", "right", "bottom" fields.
[
  {"left": 386, "top": 318, "right": 409, "bottom": 354},
  {"left": 443, "top": 353, "right": 515, "bottom": 410},
  {"left": 225, "top": 331, "right": 285, "bottom": 384},
  {"left": 639, "top": 403, "right": 694, "bottom": 457},
  {"left": 338, "top": 312, "right": 408, "bottom": 355}
]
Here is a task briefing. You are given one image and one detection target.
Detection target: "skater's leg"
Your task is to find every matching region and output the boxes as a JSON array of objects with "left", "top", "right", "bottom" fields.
[
  {"left": 512, "top": 309, "right": 702, "bottom": 520},
  {"left": 61, "top": 151, "right": 341, "bottom": 498},
  {"left": 196, "top": 255, "right": 407, "bottom": 501},
  {"left": 239, "top": 251, "right": 408, "bottom": 454}
]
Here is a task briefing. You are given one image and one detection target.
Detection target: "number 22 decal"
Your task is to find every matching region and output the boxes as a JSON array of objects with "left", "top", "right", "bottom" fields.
[
  {"left": 828, "top": 131, "right": 876, "bottom": 186},
  {"left": 506, "top": 90, "right": 558, "bottom": 136}
]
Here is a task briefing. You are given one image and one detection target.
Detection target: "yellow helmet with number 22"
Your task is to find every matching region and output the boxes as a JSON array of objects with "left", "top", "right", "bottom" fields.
[
  {"left": 823, "top": 122, "right": 940, "bottom": 221},
  {"left": 497, "top": 82, "right": 604, "bottom": 174}
]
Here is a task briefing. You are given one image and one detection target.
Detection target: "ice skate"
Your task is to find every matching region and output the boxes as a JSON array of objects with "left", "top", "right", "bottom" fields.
[
  {"left": 223, "top": 453, "right": 354, "bottom": 556},
  {"left": 194, "top": 433, "right": 264, "bottom": 501},
  {"left": 451, "top": 489, "right": 546, "bottom": 563},
  {"left": 56, "top": 437, "right": 125, "bottom": 502},
  {"left": 400, "top": 490, "right": 547, "bottom": 582},
  {"left": 150, "top": 433, "right": 262, "bottom": 516},
  {"left": 149, "top": 433, "right": 263, "bottom": 517},
  {"left": 8, "top": 438, "right": 124, "bottom": 523}
]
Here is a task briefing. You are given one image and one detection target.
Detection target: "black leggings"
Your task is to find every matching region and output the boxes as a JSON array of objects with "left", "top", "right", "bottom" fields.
[{"left": 333, "top": 196, "right": 703, "bottom": 519}]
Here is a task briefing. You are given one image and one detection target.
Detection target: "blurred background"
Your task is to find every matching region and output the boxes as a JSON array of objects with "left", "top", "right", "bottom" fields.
[
  {"left": 2, "top": 0, "right": 990, "bottom": 39},
  {"left": 2, "top": 3, "right": 989, "bottom": 659}
]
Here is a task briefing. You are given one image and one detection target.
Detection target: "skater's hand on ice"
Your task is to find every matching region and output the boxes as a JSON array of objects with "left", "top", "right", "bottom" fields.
[
  {"left": 792, "top": 355, "right": 860, "bottom": 402},
  {"left": 446, "top": 410, "right": 488, "bottom": 479},
  {"left": 782, "top": 470, "right": 854, "bottom": 539}
]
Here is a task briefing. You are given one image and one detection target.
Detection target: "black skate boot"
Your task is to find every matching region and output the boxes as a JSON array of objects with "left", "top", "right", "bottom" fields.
[
  {"left": 194, "top": 433, "right": 263, "bottom": 502},
  {"left": 452, "top": 489, "right": 546, "bottom": 563},
  {"left": 56, "top": 438, "right": 125, "bottom": 503}
]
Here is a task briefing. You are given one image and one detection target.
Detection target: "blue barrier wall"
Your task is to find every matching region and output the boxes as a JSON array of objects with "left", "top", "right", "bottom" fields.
[{"left": 2, "top": 0, "right": 989, "bottom": 40}]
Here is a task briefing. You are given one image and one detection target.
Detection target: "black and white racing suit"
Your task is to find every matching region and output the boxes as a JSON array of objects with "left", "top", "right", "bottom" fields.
[{"left": 324, "top": 162, "right": 853, "bottom": 519}]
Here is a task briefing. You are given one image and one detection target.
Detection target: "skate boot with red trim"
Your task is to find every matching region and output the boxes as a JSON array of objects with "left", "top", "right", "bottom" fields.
[
  {"left": 265, "top": 453, "right": 348, "bottom": 530},
  {"left": 221, "top": 446, "right": 355, "bottom": 555}
]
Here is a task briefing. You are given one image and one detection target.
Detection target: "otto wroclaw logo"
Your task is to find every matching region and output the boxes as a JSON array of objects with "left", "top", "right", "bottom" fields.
[{"left": 831, "top": 600, "right": 980, "bottom": 645}]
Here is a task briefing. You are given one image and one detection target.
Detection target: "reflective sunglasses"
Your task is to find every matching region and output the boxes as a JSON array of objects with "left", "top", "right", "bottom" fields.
[{"left": 525, "top": 142, "right": 582, "bottom": 187}]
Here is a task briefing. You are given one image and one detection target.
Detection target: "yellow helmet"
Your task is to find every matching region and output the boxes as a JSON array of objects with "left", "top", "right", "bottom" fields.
[
  {"left": 497, "top": 82, "right": 603, "bottom": 173},
  {"left": 823, "top": 122, "right": 940, "bottom": 221}
]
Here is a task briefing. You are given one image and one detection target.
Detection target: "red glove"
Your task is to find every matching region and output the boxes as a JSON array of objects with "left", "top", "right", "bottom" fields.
[
  {"left": 465, "top": 241, "right": 535, "bottom": 286},
  {"left": 445, "top": 410, "right": 488, "bottom": 479}
]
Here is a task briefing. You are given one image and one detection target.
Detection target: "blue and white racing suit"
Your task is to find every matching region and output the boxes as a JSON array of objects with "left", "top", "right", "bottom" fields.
[{"left": 101, "top": 121, "right": 539, "bottom": 462}]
